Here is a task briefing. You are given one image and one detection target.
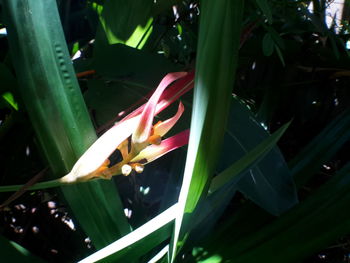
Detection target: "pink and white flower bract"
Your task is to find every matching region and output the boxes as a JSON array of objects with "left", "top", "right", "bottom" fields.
[{"left": 60, "top": 72, "right": 194, "bottom": 183}]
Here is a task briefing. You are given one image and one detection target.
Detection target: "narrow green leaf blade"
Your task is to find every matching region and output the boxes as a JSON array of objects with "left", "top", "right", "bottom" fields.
[
  {"left": 79, "top": 204, "right": 178, "bottom": 263},
  {"left": 2, "top": 0, "right": 130, "bottom": 249},
  {"left": 218, "top": 99, "right": 296, "bottom": 215},
  {"left": 262, "top": 33, "right": 274, "bottom": 56},
  {"left": 290, "top": 109, "right": 350, "bottom": 187},
  {"left": 170, "top": 0, "right": 244, "bottom": 261}
]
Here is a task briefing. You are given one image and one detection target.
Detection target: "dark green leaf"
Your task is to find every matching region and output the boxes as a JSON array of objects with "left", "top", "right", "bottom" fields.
[
  {"left": 255, "top": 0, "right": 273, "bottom": 24},
  {"left": 209, "top": 121, "right": 290, "bottom": 194},
  {"left": 290, "top": 109, "right": 350, "bottom": 187},
  {"left": 93, "top": 43, "right": 181, "bottom": 88},
  {"left": 0, "top": 235, "right": 45, "bottom": 263},
  {"left": 262, "top": 33, "right": 274, "bottom": 56},
  {"left": 216, "top": 98, "right": 296, "bottom": 215}
]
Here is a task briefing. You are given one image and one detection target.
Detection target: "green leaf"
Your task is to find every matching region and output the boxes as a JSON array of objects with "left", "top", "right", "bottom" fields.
[
  {"left": 0, "top": 63, "right": 18, "bottom": 94},
  {"left": 92, "top": 43, "right": 181, "bottom": 88},
  {"left": 2, "top": 0, "right": 130, "bottom": 249},
  {"left": 198, "top": 165, "right": 350, "bottom": 263},
  {"left": 0, "top": 235, "right": 45, "bottom": 263},
  {"left": 255, "top": 0, "right": 273, "bottom": 24},
  {"left": 209, "top": 121, "right": 290, "bottom": 194},
  {"left": 96, "top": 0, "right": 154, "bottom": 49},
  {"left": 182, "top": 182, "right": 237, "bottom": 248},
  {"left": 84, "top": 78, "right": 150, "bottom": 125},
  {"left": 78, "top": 204, "right": 178, "bottom": 263},
  {"left": 182, "top": 100, "right": 292, "bottom": 242},
  {"left": 2, "top": 91, "right": 18, "bottom": 110},
  {"left": 290, "top": 109, "right": 350, "bottom": 188},
  {"left": 262, "top": 33, "right": 274, "bottom": 56},
  {"left": 217, "top": 98, "right": 296, "bottom": 215},
  {"left": 170, "top": 0, "right": 244, "bottom": 261},
  {"left": 274, "top": 45, "right": 285, "bottom": 66},
  {"left": 262, "top": 24, "right": 285, "bottom": 50},
  {"left": 230, "top": 164, "right": 350, "bottom": 263}
]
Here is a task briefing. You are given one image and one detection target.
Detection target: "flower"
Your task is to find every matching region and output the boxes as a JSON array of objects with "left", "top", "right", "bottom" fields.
[{"left": 60, "top": 72, "right": 194, "bottom": 183}]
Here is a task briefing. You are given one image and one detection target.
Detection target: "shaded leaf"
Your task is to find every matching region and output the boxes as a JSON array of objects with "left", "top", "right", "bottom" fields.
[
  {"left": 290, "top": 109, "right": 350, "bottom": 188},
  {"left": 216, "top": 98, "right": 297, "bottom": 215},
  {"left": 262, "top": 33, "right": 274, "bottom": 56},
  {"left": 93, "top": 43, "right": 181, "bottom": 88},
  {"left": 209, "top": 121, "right": 290, "bottom": 194},
  {"left": 255, "top": 0, "right": 273, "bottom": 24},
  {"left": 0, "top": 235, "right": 45, "bottom": 263}
]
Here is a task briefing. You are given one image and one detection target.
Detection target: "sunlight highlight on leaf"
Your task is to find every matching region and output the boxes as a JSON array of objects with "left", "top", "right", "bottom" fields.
[
  {"left": 99, "top": 13, "right": 153, "bottom": 49},
  {"left": 169, "top": 0, "right": 244, "bottom": 261},
  {"left": 2, "top": 92, "right": 18, "bottom": 110},
  {"left": 78, "top": 204, "right": 178, "bottom": 263}
]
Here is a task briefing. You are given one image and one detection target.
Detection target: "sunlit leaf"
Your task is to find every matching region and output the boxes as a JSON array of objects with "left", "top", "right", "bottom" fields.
[
  {"left": 97, "top": 0, "right": 153, "bottom": 49},
  {"left": 2, "top": 91, "right": 18, "bottom": 110},
  {"left": 170, "top": 0, "right": 244, "bottom": 261},
  {"left": 2, "top": 0, "right": 130, "bottom": 249},
  {"left": 78, "top": 204, "right": 178, "bottom": 263}
]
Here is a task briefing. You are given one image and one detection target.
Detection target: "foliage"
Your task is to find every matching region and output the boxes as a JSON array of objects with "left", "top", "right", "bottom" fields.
[{"left": 0, "top": 0, "right": 349, "bottom": 262}]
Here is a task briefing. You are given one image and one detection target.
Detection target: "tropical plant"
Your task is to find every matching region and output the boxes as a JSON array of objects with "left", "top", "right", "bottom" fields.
[{"left": 0, "top": 0, "right": 349, "bottom": 263}]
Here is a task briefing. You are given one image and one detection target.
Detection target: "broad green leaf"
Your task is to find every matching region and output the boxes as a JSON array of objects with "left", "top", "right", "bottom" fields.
[
  {"left": 217, "top": 98, "right": 296, "bottom": 215},
  {"left": 84, "top": 79, "right": 150, "bottom": 125},
  {"left": 78, "top": 204, "right": 178, "bottom": 263},
  {"left": 0, "top": 235, "right": 45, "bottom": 263},
  {"left": 231, "top": 164, "right": 350, "bottom": 263},
  {"left": 182, "top": 104, "right": 292, "bottom": 248},
  {"left": 262, "top": 33, "right": 274, "bottom": 56},
  {"left": 170, "top": 0, "right": 244, "bottom": 261},
  {"left": 198, "top": 163, "right": 350, "bottom": 263},
  {"left": 2, "top": 0, "right": 130, "bottom": 249},
  {"left": 209, "top": 121, "right": 290, "bottom": 194}
]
